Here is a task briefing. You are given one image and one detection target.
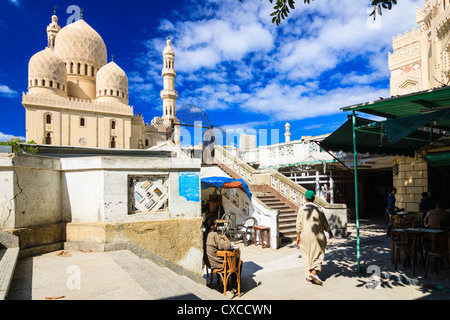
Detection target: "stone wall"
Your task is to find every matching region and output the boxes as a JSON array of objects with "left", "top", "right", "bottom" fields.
[
  {"left": 392, "top": 154, "right": 428, "bottom": 212},
  {"left": 0, "top": 152, "right": 204, "bottom": 279}
]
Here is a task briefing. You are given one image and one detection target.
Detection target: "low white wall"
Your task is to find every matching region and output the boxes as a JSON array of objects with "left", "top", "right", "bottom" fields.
[
  {"left": 1, "top": 153, "right": 202, "bottom": 227},
  {"left": 0, "top": 154, "right": 61, "bottom": 229},
  {"left": 60, "top": 156, "right": 201, "bottom": 223}
]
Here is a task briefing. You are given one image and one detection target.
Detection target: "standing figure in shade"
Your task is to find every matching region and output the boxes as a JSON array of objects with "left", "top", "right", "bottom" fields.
[
  {"left": 296, "top": 190, "right": 333, "bottom": 286},
  {"left": 387, "top": 187, "right": 403, "bottom": 236},
  {"left": 419, "top": 192, "right": 433, "bottom": 222}
]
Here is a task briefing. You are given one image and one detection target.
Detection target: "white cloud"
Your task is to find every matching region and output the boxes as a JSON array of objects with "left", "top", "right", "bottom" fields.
[
  {"left": 0, "top": 132, "right": 25, "bottom": 142},
  {"left": 134, "top": 0, "right": 424, "bottom": 123},
  {"left": 8, "top": 0, "right": 20, "bottom": 7},
  {"left": 0, "top": 84, "right": 18, "bottom": 98}
]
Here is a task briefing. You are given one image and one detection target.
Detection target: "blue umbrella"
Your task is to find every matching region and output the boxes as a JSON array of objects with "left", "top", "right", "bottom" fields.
[{"left": 201, "top": 176, "right": 252, "bottom": 200}]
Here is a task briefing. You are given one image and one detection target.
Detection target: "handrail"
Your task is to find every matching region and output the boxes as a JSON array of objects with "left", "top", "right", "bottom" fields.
[{"left": 214, "top": 145, "right": 345, "bottom": 210}]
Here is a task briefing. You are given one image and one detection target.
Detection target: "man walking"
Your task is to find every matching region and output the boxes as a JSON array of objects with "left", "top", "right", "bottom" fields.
[{"left": 296, "top": 190, "right": 333, "bottom": 285}]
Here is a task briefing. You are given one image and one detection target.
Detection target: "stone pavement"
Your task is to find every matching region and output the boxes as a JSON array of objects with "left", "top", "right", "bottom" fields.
[{"left": 6, "top": 217, "right": 450, "bottom": 300}]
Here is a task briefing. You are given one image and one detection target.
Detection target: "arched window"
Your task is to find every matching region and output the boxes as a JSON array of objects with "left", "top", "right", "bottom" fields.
[
  {"left": 49, "top": 80, "right": 53, "bottom": 88},
  {"left": 57, "top": 83, "right": 60, "bottom": 90},
  {"left": 77, "top": 63, "right": 81, "bottom": 74},
  {"left": 46, "top": 114, "right": 52, "bottom": 124},
  {"left": 92, "top": 66, "right": 95, "bottom": 77},
  {"left": 80, "top": 118, "right": 86, "bottom": 127},
  {"left": 42, "top": 79, "right": 46, "bottom": 86},
  {"left": 45, "top": 133, "right": 52, "bottom": 145},
  {"left": 111, "top": 120, "right": 116, "bottom": 130},
  {"left": 70, "top": 62, "right": 74, "bottom": 74},
  {"left": 35, "top": 79, "right": 38, "bottom": 86},
  {"left": 85, "top": 64, "right": 88, "bottom": 75},
  {"left": 111, "top": 137, "right": 116, "bottom": 149}
]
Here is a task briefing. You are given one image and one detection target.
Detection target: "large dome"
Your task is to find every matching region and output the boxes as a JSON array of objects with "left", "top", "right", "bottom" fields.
[
  {"left": 28, "top": 47, "right": 67, "bottom": 94},
  {"left": 96, "top": 61, "right": 128, "bottom": 103},
  {"left": 54, "top": 19, "right": 107, "bottom": 72}
]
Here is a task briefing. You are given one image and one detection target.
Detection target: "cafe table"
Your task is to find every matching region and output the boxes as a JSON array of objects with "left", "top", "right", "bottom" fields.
[{"left": 405, "top": 228, "right": 445, "bottom": 249}]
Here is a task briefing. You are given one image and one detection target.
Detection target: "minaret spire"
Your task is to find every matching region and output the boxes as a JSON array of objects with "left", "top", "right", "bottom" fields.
[
  {"left": 47, "top": 8, "right": 61, "bottom": 48},
  {"left": 161, "top": 36, "right": 178, "bottom": 125}
]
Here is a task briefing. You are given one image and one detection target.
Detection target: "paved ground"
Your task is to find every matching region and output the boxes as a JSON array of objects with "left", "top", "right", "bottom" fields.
[{"left": 6, "top": 217, "right": 450, "bottom": 301}]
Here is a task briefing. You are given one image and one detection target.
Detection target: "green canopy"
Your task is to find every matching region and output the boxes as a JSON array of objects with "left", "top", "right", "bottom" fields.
[{"left": 319, "top": 117, "right": 444, "bottom": 157}]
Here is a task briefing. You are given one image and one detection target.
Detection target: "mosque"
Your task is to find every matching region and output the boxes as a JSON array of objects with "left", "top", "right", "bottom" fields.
[{"left": 22, "top": 12, "right": 178, "bottom": 149}]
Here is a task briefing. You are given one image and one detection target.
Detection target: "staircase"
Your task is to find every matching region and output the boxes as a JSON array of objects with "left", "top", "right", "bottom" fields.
[
  {"left": 217, "top": 163, "right": 298, "bottom": 243},
  {"left": 256, "top": 192, "right": 298, "bottom": 242}
]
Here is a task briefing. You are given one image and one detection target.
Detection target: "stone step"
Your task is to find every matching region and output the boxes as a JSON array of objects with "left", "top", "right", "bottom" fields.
[
  {"left": 279, "top": 217, "right": 297, "bottom": 225},
  {"left": 108, "top": 251, "right": 228, "bottom": 300}
]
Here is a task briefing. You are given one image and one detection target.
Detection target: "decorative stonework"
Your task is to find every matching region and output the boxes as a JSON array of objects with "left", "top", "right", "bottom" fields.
[
  {"left": 96, "top": 61, "right": 129, "bottom": 102},
  {"left": 54, "top": 19, "right": 107, "bottom": 70},
  {"left": 129, "top": 176, "right": 169, "bottom": 214},
  {"left": 28, "top": 48, "right": 67, "bottom": 90}
]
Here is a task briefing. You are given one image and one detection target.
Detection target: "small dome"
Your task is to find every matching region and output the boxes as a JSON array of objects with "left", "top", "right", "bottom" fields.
[
  {"left": 29, "top": 48, "right": 67, "bottom": 90},
  {"left": 54, "top": 19, "right": 107, "bottom": 71},
  {"left": 163, "top": 39, "right": 175, "bottom": 55},
  {"left": 96, "top": 61, "right": 128, "bottom": 102}
]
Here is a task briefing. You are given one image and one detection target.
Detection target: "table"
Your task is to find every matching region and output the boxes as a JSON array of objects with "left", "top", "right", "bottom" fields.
[
  {"left": 392, "top": 212, "right": 421, "bottom": 228},
  {"left": 253, "top": 225, "right": 270, "bottom": 249},
  {"left": 405, "top": 228, "right": 445, "bottom": 249}
]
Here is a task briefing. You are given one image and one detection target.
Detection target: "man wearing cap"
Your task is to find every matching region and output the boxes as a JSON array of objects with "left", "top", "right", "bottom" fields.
[{"left": 296, "top": 190, "right": 333, "bottom": 285}]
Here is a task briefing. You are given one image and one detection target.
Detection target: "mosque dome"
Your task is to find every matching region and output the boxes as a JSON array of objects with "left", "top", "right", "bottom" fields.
[
  {"left": 54, "top": 19, "right": 107, "bottom": 74},
  {"left": 28, "top": 47, "right": 67, "bottom": 96},
  {"left": 96, "top": 61, "right": 128, "bottom": 103}
]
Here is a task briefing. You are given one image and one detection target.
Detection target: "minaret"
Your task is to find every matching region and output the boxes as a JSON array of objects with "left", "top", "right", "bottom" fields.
[
  {"left": 46, "top": 7, "right": 61, "bottom": 48},
  {"left": 285, "top": 122, "right": 291, "bottom": 143},
  {"left": 161, "top": 36, "right": 178, "bottom": 125}
]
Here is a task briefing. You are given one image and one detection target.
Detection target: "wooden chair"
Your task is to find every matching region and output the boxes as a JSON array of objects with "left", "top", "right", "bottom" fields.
[
  {"left": 424, "top": 234, "right": 450, "bottom": 278},
  {"left": 210, "top": 249, "right": 242, "bottom": 297},
  {"left": 395, "top": 230, "right": 424, "bottom": 276},
  {"left": 391, "top": 229, "right": 405, "bottom": 263}
]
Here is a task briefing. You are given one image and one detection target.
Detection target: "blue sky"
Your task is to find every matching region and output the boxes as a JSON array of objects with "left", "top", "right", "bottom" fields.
[{"left": 0, "top": 0, "right": 424, "bottom": 146}]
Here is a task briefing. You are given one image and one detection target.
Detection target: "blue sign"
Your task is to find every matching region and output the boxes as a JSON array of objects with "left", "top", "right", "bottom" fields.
[{"left": 179, "top": 172, "right": 200, "bottom": 202}]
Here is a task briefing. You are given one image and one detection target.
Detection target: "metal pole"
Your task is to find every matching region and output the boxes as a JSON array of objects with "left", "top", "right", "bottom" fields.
[{"left": 352, "top": 111, "right": 361, "bottom": 273}]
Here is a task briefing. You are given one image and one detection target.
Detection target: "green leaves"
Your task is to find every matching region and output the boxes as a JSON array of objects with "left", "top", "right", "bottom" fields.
[
  {"left": 0, "top": 139, "right": 38, "bottom": 154},
  {"left": 240, "top": 0, "right": 399, "bottom": 25},
  {"left": 269, "top": 0, "right": 300, "bottom": 26},
  {"left": 370, "top": 0, "right": 397, "bottom": 19}
]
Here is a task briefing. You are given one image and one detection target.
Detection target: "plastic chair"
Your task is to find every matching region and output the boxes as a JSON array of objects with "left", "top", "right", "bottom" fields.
[
  {"left": 235, "top": 217, "right": 256, "bottom": 246},
  {"left": 221, "top": 213, "right": 237, "bottom": 241}
]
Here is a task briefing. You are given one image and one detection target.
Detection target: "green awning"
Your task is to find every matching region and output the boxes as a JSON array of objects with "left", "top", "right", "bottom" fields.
[
  {"left": 425, "top": 152, "right": 450, "bottom": 167},
  {"left": 319, "top": 117, "right": 443, "bottom": 157},
  {"left": 341, "top": 86, "right": 450, "bottom": 132}
]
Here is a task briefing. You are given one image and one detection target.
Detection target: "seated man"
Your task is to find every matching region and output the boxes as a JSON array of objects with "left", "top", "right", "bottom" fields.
[
  {"left": 205, "top": 217, "right": 232, "bottom": 270},
  {"left": 205, "top": 217, "right": 241, "bottom": 295},
  {"left": 424, "top": 201, "right": 450, "bottom": 229}
]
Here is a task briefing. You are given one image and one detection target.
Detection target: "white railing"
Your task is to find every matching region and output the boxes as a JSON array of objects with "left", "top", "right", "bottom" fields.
[
  {"left": 214, "top": 144, "right": 348, "bottom": 238},
  {"left": 239, "top": 136, "right": 335, "bottom": 169}
]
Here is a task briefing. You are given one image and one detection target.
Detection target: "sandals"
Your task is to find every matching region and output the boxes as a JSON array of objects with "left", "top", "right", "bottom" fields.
[{"left": 309, "top": 273, "right": 323, "bottom": 285}]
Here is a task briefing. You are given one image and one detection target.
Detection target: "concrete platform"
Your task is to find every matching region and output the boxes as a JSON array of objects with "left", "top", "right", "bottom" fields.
[{"left": 6, "top": 217, "right": 450, "bottom": 300}]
